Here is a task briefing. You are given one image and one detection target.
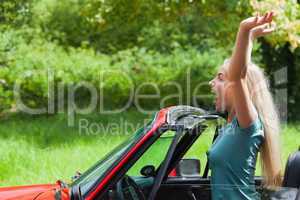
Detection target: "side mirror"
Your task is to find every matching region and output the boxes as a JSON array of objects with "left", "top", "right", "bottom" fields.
[
  {"left": 174, "top": 158, "right": 201, "bottom": 177},
  {"left": 140, "top": 165, "right": 156, "bottom": 177},
  {"left": 71, "top": 171, "right": 82, "bottom": 181}
]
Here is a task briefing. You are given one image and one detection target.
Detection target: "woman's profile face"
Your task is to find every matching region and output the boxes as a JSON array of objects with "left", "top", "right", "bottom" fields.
[{"left": 209, "top": 66, "right": 232, "bottom": 112}]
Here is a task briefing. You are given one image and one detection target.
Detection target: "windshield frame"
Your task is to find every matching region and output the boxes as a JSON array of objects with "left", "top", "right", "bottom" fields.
[{"left": 70, "top": 111, "right": 165, "bottom": 199}]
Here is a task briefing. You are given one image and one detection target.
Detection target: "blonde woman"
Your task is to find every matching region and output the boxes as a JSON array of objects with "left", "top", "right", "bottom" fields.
[{"left": 208, "top": 12, "right": 281, "bottom": 199}]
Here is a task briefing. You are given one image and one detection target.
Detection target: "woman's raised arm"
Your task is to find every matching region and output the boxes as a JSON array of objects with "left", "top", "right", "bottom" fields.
[
  {"left": 227, "top": 12, "right": 275, "bottom": 128},
  {"left": 228, "top": 12, "right": 274, "bottom": 81}
]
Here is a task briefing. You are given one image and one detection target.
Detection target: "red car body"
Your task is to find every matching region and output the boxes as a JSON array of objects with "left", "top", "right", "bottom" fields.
[
  {"left": 0, "top": 181, "right": 69, "bottom": 200},
  {"left": 0, "top": 107, "right": 170, "bottom": 200}
]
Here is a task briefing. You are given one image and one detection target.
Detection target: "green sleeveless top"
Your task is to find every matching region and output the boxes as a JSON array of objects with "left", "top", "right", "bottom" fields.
[{"left": 208, "top": 116, "right": 264, "bottom": 200}]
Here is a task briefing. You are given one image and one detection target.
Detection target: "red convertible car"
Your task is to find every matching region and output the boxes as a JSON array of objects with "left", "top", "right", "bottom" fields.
[{"left": 0, "top": 106, "right": 299, "bottom": 200}]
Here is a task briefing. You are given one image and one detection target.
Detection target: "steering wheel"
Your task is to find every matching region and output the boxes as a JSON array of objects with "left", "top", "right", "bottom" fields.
[{"left": 116, "top": 175, "right": 146, "bottom": 200}]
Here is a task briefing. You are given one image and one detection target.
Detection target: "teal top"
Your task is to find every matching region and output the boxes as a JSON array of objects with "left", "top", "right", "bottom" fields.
[{"left": 208, "top": 116, "right": 264, "bottom": 200}]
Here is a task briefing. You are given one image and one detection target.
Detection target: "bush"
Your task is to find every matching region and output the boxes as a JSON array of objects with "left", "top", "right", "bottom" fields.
[
  {"left": 31, "top": 0, "right": 251, "bottom": 53},
  {"left": 0, "top": 27, "right": 109, "bottom": 112},
  {"left": 1, "top": 0, "right": 299, "bottom": 120},
  {"left": 0, "top": 0, "right": 33, "bottom": 27},
  {"left": 0, "top": 30, "right": 225, "bottom": 113}
]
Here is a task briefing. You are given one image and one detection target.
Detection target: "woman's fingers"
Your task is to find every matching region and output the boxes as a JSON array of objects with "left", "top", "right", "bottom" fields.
[
  {"left": 240, "top": 11, "right": 275, "bottom": 32},
  {"left": 255, "top": 12, "right": 259, "bottom": 22},
  {"left": 261, "top": 27, "right": 275, "bottom": 35},
  {"left": 266, "top": 12, "right": 273, "bottom": 23},
  {"left": 264, "top": 12, "right": 269, "bottom": 20},
  {"left": 254, "top": 12, "right": 273, "bottom": 27},
  {"left": 251, "top": 22, "right": 276, "bottom": 38}
]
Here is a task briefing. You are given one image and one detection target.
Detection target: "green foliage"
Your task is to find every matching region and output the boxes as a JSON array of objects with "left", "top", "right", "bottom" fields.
[
  {"left": 33, "top": 0, "right": 91, "bottom": 47},
  {"left": 0, "top": 0, "right": 299, "bottom": 119},
  {"left": 0, "top": 0, "right": 33, "bottom": 27},
  {"left": 0, "top": 32, "right": 111, "bottom": 111},
  {"left": 27, "top": 0, "right": 300, "bottom": 52},
  {"left": 32, "top": 0, "right": 251, "bottom": 53},
  {"left": 0, "top": 32, "right": 224, "bottom": 112},
  {"left": 250, "top": 0, "right": 300, "bottom": 50}
]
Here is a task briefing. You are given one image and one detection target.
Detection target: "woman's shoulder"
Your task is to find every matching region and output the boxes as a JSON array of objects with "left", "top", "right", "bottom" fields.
[{"left": 233, "top": 115, "right": 264, "bottom": 134}]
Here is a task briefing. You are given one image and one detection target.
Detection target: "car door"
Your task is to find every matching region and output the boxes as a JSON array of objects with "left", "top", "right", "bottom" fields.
[
  {"left": 152, "top": 120, "right": 210, "bottom": 200},
  {"left": 153, "top": 123, "right": 297, "bottom": 200}
]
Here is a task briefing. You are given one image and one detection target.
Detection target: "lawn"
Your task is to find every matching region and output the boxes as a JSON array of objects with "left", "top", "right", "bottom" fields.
[{"left": 0, "top": 110, "right": 299, "bottom": 186}]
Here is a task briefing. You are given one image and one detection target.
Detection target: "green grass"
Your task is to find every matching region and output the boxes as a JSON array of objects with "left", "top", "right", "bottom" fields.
[
  {"left": 0, "top": 110, "right": 150, "bottom": 186},
  {"left": 0, "top": 111, "right": 299, "bottom": 186}
]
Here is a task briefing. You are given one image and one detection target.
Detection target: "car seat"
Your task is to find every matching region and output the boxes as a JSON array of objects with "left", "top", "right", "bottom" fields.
[{"left": 282, "top": 148, "right": 300, "bottom": 188}]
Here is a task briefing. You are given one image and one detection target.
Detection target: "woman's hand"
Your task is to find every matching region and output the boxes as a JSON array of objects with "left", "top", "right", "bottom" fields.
[
  {"left": 250, "top": 22, "right": 276, "bottom": 40},
  {"left": 240, "top": 12, "right": 275, "bottom": 38},
  {"left": 228, "top": 12, "right": 276, "bottom": 81}
]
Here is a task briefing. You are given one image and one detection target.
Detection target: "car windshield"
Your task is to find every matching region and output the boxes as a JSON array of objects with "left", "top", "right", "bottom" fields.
[{"left": 71, "top": 113, "right": 157, "bottom": 196}]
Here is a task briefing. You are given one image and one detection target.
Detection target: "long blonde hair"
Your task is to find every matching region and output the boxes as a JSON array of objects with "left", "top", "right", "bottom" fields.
[{"left": 245, "top": 62, "right": 282, "bottom": 187}]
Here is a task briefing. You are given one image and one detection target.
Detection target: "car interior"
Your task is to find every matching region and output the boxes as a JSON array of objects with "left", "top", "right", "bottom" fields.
[
  {"left": 99, "top": 108, "right": 300, "bottom": 200},
  {"left": 110, "top": 136, "right": 300, "bottom": 200},
  {"left": 111, "top": 150, "right": 300, "bottom": 200}
]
